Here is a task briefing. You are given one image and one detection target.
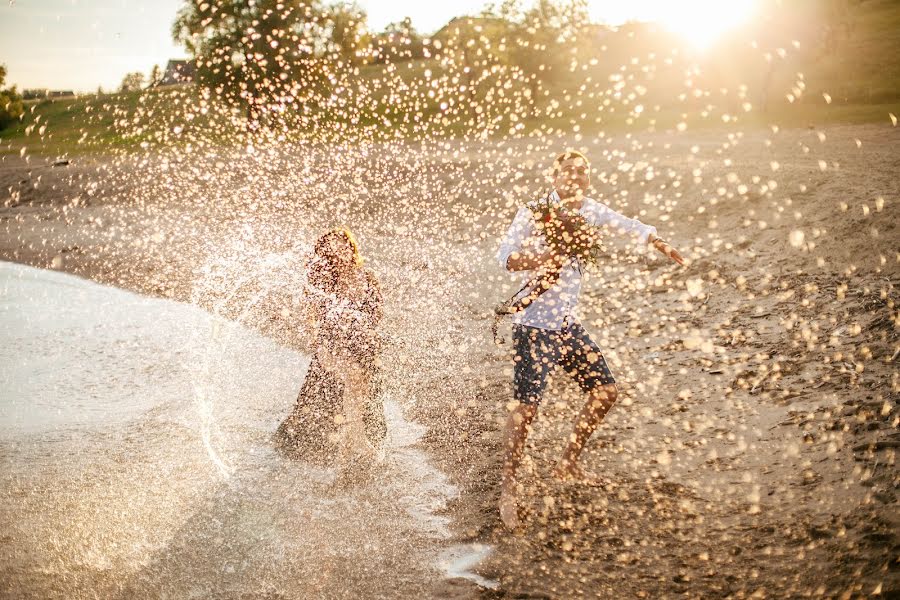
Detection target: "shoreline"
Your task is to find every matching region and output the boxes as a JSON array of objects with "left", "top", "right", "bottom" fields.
[
  {"left": 2, "top": 124, "right": 898, "bottom": 597},
  {"left": 0, "top": 259, "right": 494, "bottom": 598}
]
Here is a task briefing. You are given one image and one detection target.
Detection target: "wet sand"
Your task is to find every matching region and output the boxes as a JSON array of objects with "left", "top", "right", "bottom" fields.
[{"left": 1, "top": 122, "right": 898, "bottom": 597}]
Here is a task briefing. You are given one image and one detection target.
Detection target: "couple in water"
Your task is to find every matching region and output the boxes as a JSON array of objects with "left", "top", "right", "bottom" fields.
[{"left": 275, "top": 150, "right": 684, "bottom": 530}]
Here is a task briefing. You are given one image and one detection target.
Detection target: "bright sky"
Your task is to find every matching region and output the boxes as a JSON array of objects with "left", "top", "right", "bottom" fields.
[
  {"left": 0, "top": 0, "right": 755, "bottom": 92},
  {"left": 1, "top": 0, "right": 186, "bottom": 92}
]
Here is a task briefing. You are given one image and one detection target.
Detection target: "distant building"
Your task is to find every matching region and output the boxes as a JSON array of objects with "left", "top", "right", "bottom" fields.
[
  {"left": 158, "top": 60, "right": 195, "bottom": 86},
  {"left": 22, "top": 89, "right": 74, "bottom": 100}
]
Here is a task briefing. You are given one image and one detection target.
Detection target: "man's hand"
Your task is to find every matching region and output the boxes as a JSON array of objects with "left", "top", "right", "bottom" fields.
[
  {"left": 649, "top": 235, "right": 685, "bottom": 266},
  {"left": 507, "top": 248, "right": 567, "bottom": 272}
]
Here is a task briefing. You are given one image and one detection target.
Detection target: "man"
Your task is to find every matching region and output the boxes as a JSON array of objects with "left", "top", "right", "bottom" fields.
[{"left": 496, "top": 150, "right": 685, "bottom": 530}]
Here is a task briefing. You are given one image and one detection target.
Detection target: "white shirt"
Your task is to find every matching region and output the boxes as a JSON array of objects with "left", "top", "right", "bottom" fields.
[{"left": 497, "top": 191, "right": 657, "bottom": 331}]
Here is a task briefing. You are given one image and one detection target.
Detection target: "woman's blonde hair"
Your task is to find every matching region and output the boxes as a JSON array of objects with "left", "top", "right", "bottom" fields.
[{"left": 313, "top": 228, "right": 363, "bottom": 267}]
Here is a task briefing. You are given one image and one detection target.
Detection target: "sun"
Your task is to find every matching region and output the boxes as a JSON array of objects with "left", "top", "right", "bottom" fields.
[
  {"left": 655, "top": 0, "right": 756, "bottom": 48},
  {"left": 598, "top": 0, "right": 757, "bottom": 49}
]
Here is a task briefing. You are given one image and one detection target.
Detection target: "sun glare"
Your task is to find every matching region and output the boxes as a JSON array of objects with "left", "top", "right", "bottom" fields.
[{"left": 644, "top": 0, "right": 756, "bottom": 48}]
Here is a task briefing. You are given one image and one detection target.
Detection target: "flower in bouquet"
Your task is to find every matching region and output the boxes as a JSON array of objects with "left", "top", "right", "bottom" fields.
[{"left": 531, "top": 196, "right": 605, "bottom": 268}]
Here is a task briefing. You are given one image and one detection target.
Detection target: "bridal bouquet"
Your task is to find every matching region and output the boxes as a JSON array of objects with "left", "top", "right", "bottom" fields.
[{"left": 531, "top": 196, "right": 605, "bottom": 268}]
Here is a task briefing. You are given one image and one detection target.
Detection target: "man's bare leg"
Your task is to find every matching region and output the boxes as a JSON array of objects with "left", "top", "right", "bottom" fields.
[
  {"left": 500, "top": 402, "right": 538, "bottom": 530},
  {"left": 554, "top": 383, "right": 618, "bottom": 482}
]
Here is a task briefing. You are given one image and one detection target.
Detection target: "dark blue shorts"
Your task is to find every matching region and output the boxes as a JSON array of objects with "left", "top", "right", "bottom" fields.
[{"left": 512, "top": 322, "right": 616, "bottom": 405}]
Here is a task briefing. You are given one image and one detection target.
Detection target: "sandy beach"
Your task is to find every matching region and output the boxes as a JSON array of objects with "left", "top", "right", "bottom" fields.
[{"left": 1, "top": 122, "right": 898, "bottom": 598}]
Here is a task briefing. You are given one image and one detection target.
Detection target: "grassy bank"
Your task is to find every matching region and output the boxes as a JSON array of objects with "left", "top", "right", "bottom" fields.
[
  {"left": 3, "top": 87, "right": 896, "bottom": 160},
  {"left": 0, "top": 86, "right": 235, "bottom": 159}
]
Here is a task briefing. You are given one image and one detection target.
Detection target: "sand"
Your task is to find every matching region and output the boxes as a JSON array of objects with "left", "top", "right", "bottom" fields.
[{"left": 1, "top": 122, "right": 898, "bottom": 598}]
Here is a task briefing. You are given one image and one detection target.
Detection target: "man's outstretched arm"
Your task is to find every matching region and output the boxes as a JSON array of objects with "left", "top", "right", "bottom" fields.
[{"left": 587, "top": 201, "right": 685, "bottom": 266}]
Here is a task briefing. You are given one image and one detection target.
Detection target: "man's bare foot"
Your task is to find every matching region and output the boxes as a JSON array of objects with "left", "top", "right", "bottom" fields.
[
  {"left": 499, "top": 488, "right": 521, "bottom": 531},
  {"left": 552, "top": 460, "right": 606, "bottom": 486}
]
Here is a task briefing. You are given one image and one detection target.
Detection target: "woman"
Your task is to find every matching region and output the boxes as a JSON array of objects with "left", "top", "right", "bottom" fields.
[{"left": 274, "top": 229, "right": 386, "bottom": 468}]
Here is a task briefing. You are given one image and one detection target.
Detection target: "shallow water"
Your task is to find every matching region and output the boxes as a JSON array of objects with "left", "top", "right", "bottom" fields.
[
  {"left": 439, "top": 543, "right": 498, "bottom": 590},
  {"left": 0, "top": 262, "right": 473, "bottom": 598}
]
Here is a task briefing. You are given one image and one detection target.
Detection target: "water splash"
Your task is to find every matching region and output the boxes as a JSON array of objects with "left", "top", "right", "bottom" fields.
[{"left": 1, "top": 261, "right": 477, "bottom": 597}]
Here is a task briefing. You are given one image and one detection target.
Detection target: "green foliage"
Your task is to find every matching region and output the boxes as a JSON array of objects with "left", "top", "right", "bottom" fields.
[
  {"left": 119, "top": 71, "right": 145, "bottom": 93},
  {"left": 149, "top": 65, "right": 163, "bottom": 87},
  {"left": 325, "top": 3, "right": 369, "bottom": 66},
  {"left": 492, "top": 0, "right": 590, "bottom": 103},
  {"left": 0, "top": 64, "right": 25, "bottom": 131},
  {"left": 172, "top": 0, "right": 333, "bottom": 123},
  {"left": 0, "top": 86, "right": 234, "bottom": 157},
  {"left": 370, "top": 17, "right": 425, "bottom": 64}
]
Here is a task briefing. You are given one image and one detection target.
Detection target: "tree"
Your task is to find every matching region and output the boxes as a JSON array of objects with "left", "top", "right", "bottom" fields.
[
  {"left": 491, "top": 0, "right": 589, "bottom": 112},
  {"left": 119, "top": 71, "right": 145, "bottom": 92},
  {"left": 172, "top": 0, "right": 333, "bottom": 124},
  {"left": 325, "top": 2, "right": 368, "bottom": 66},
  {"left": 149, "top": 64, "right": 162, "bottom": 87},
  {"left": 371, "top": 17, "right": 425, "bottom": 63},
  {"left": 434, "top": 16, "right": 507, "bottom": 109},
  {"left": 0, "top": 64, "right": 25, "bottom": 131}
]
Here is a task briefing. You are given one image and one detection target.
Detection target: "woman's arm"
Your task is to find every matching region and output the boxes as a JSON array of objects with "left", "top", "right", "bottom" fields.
[{"left": 364, "top": 271, "right": 384, "bottom": 325}]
